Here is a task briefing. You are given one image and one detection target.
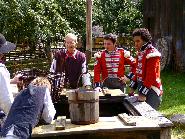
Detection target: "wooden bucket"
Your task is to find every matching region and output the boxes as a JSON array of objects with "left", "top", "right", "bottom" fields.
[{"left": 67, "top": 89, "right": 99, "bottom": 125}]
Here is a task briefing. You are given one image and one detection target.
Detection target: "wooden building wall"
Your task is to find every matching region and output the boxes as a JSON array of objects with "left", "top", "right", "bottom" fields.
[{"left": 143, "top": 0, "right": 185, "bottom": 71}]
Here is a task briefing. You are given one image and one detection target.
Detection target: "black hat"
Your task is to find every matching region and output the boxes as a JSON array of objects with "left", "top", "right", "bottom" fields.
[{"left": 0, "top": 34, "right": 16, "bottom": 54}]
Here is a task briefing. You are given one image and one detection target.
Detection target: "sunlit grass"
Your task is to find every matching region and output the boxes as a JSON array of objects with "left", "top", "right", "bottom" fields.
[
  {"left": 159, "top": 71, "right": 185, "bottom": 115},
  {"left": 159, "top": 71, "right": 185, "bottom": 138}
]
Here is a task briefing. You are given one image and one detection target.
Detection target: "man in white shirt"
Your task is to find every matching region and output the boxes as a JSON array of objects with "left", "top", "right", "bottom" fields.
[{"left": 0, "top": 34, "right": 20, "bottom": 115}]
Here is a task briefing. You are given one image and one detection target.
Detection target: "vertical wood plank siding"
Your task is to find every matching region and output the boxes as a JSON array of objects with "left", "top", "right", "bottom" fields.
[{"left": 143, "top": 0, "right": 185, "bottom": 71}]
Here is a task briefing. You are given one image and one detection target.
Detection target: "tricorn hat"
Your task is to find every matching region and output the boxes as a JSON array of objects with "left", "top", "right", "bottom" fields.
[{"left": 0, "top": 33, "right": 16, "bottom": 54}]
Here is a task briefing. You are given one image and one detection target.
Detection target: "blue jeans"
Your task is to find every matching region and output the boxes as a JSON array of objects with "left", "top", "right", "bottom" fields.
[{"left": 1, "top": 126, "right": 19, "bottom": 139}]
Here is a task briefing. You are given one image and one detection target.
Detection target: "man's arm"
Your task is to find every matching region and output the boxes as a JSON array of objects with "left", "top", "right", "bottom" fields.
[
  {"left": 81, "top": 57, "right": 92, "bottom": 87},
  {"left": 93, "top": 52, "right": 102, "bottom": 88},
  {"left": 50, "top": 59, "right": 56, "bottom": 73},
  {"left": 0, "top": 72, "right": 14, "bottom": 114},
  {"left": 124, "top": 50, "right": 136, "bottom": 80},
  {"left": 138, "top": 57, "right": 160, "bottom": 96},
  {"left": 41, "top": 88, "right": 56, "bottom": 123}
]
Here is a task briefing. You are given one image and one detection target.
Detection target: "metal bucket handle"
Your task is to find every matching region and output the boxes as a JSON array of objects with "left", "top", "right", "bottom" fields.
[
  {"left": 101, "top": 76, "right": 124, "bottom": 95},
  {"left": 76, "top": 71, "right": 92, "bottom": 89}
]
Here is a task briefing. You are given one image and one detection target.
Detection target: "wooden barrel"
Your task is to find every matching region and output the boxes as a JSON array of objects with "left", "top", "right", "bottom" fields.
[{"left": 67, "top": 89, "right": 99, "bottom": 125}]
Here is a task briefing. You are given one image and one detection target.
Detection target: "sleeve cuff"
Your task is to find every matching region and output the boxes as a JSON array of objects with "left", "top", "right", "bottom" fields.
[
  {"left": 138, "top": 85, "right": 150, "bottom": 96},
  {"left": 129, "top": 80, "right": 137, "bottom": 90},
  {"left": 126, "top": 72, "right": 135, "bottom": 80},
  {"left": 0, "top": 110, "right": 6, "bottom": 119},
  {"left": 94, "top": 82, "right": 101, "bottom": 88}
]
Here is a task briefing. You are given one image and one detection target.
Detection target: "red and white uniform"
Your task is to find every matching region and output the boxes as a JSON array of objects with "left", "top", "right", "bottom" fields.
[
  {"left": 94, "top": 48, "right": 136, "bottom": 86},
  {"left": 130, "top": 43, "right": 163, "bottom": 96}
]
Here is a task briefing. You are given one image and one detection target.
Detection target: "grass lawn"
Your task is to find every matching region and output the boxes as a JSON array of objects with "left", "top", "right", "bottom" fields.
[{"left": 159, "top": 71, "right": 185, "bottom": 139}]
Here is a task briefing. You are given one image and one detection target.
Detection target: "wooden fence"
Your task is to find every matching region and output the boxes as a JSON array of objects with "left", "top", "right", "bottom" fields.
[{"left": 5, "top": 44, "right": 50, "bottom": 75}]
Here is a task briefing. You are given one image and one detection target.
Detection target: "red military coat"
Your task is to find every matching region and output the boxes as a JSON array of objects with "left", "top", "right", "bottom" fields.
[
  {"left": 94, "top": 48, "right": 136, "bottom": 87},
  {"left": 130, "top": 43, "right": 163, "bottom": 96}
]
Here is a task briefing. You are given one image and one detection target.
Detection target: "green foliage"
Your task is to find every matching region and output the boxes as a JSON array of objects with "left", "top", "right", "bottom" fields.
[
  {"left": 57, "top": 0, "right": 86, "bottom": 35},
  {"left": 0, "top": 0, "right": 143, "bottom": 47},
  {"left": 93, "top": 0, "right": 143, "bottom": 35},
  {"left": 0, "top": 0, "right": 71, "bottom": 44}
]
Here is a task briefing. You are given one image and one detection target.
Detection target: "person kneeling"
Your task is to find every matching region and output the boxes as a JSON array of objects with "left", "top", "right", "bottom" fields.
[{"left": 1, "top": 77, "right": 56, "bottom": 139}]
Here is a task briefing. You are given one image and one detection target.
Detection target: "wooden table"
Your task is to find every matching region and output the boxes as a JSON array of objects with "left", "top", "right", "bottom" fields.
[{"left": 32, "top": 116, "right": 162, "bottom": 139}]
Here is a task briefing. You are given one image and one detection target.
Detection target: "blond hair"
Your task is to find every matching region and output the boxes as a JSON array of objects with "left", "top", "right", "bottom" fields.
[
  {"left": 30, "top": 77, "right": 51, "bottom": 92},
  {"left": 64, "top": 33, "right": 77, "bottom": 43}
]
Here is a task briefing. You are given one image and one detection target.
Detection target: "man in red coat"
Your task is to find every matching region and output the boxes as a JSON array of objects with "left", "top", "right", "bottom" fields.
[
  {"left": 129, "top": 28, "right": 163, "bottom": 110},
  {"left": 94, "top": 33, "right": 136, "bottom": 93}
]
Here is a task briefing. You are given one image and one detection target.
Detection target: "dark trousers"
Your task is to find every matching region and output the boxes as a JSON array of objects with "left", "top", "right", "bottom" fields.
[
  {"left": 103, "top": 78, "right": 126, "bottom": 93},
  {"left": 146, "top": 89, "right": 162, "bottom": 110},
  {"left": 137, "top": 81, "right": 162, "bottom": 110}
]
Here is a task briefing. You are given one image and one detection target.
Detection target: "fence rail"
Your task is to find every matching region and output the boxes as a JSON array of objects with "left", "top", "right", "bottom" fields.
[{"left": 5, "top": 44, "right": 50, "bottom": 75}]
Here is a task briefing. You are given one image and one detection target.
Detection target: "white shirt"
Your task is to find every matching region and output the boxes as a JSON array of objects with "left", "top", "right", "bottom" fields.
[
  {"left": 42, "top": 88, "right": 56, "bottom": 123},
  {"left": 0, "top": 63, "right": 14, "bottom": 115}
]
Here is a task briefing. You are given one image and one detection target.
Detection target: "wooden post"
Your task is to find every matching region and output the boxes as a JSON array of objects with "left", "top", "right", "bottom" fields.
[
  {"left": 160, "top": 128, "right": 171, "bottom": 139},
  {"left": 85, "top": 0, "right": 93, "bottom": 64}
]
